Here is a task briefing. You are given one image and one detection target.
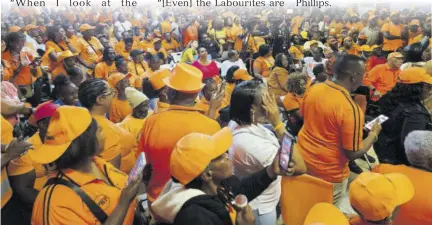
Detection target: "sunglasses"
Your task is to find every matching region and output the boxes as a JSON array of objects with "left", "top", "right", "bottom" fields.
[{"left": 100, "top": 88, "right": 116, "bottom": 98}]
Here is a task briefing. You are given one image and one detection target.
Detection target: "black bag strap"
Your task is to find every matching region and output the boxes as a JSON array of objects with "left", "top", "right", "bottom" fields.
[{"left": 45, "top": 178, "right": 108, "bottom": 223}]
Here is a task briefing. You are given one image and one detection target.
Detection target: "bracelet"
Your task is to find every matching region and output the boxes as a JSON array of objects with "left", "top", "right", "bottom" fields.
[
  {"left": 274, "top": 122, "right": 284, "bottom": 131},
  {"left": 369, "top": 132, "right": 378, "bottom": 142}
]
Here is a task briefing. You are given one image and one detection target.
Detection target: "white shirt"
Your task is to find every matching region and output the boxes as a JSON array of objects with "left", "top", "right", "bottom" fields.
[
  {"left": 228, "top": 120, "right": 281, "bottom": 214},
  {"left": 303, "top": 57, "right": 327, "bottom": 80},
  {"left": 114, "top": 21, "right": 132, "bottom": 38},
  {"left": 220, "top": 59, "right": 247, "bottom": 77}
]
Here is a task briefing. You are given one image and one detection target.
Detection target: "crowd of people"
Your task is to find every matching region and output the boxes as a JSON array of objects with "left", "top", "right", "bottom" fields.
[{"left": 1, "top": 4, "right": 432, "bottom": 225}]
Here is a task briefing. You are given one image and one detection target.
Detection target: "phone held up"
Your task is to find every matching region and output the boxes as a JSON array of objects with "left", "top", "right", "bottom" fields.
[{"left": 279, "top": 132, "right": 295, "bottom": 172}]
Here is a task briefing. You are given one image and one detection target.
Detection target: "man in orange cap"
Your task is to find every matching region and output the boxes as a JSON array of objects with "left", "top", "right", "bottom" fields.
[
  {"left": 138, "top": 63, "right": 221, "bottom": 210},
  {"left": 363, "top": 52, "right": 403, "bottom": 100},
  {"left": 108, "top": 72, "right": 132, "bottom": 123},
  {"left": 349, "top": 172, "right": 414, "bottom": 225},
  {"left": 151, "top": 128, "right": 297, "bottom": 225},
  {"left": 76, "top": 24, "right": 103, "bottom": 71},
  {"left": 51, "top": 50, "right": 79, "bottom": 80},
  {"left": 381, "top": 12, "right": 404, "bottom": 56}
]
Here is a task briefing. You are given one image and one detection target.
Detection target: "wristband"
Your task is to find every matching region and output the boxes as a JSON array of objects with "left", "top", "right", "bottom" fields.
[{"left": 274, "top": 122, "right": 284, "bottom": 131}]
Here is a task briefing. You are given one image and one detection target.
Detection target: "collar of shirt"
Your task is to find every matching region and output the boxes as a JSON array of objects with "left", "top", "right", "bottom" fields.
[
  {"left": 325, "top": 80, "right": 350, "bottom": 95},
  {"left": 60, "top": 157, "right": 115, "bottom": 186},
  {"left": 168, "top": 104, "right": 205, "bottom": 113}
]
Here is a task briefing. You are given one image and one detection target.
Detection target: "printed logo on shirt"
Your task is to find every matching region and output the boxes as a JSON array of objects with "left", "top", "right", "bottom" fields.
[{"left": 95, "top": 195, "right": 110, "bottom": 210}]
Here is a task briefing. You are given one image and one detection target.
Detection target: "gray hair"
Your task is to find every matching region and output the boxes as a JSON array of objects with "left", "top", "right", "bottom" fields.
[{"left": 404, "top": 130, "right": 432, "bottom": 171}]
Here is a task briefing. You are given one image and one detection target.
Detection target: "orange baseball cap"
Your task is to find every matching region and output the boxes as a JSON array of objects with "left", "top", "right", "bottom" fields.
[
  {"left": 408, "top": 19, "right": 421, "bottom": 26},
  {"left": 79, "top": 24, "right": 96, "bottom": 32},
  {"left": 349, "top": 172, "right": 414, "bottom": 222},
  {"left": 149, "top": 69, "right": 171, "bottom": 90},
  {"left": 8, "top": 26, "right": 22, "bottom": 32},
  {"left": 233, "top": 69, "right": 253, "bottom": 81},
  {"left": 387, "top": 52, "right": 403, "bottom": 60},
  {"left": 31, "top": 106, "right": 93, "bottom": 164},
  {"left": 163, "top": 63, "right": 204, "bottom": 93},
  {"left": 303, "top": 203, "right": 349, "bottom": 225},
  {"left": 57, "top": 50, "right": 78, "bottom": 62},
  {"left": 399, "top": 67, "right": 432, "bottom": 85},
  {"left": 170, "top": 127, "right": 233, "bottom": 185},
  {"left": 24, "top": 24, "right": 39, "bottom": 31},
  {"left": 360, "top": 45, "right": 372, "bottom": 52},
  {"left": 108, "top": 72, "right": 132, "bottom": 88}
]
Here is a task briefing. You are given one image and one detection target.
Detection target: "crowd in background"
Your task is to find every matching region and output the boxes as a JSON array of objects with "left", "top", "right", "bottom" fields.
[{"left": 1, "top": 4, "right": 432, "bottom": 225}]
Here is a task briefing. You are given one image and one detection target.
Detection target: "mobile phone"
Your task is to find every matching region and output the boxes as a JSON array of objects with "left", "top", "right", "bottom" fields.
[
  {"left": 279, "top": 132, "right": 295, "bottom": 171},
  {"left": 127, "top": 152, "right": 146, "bottom": 185},
  {"left": 365, "top": 114, "right": 389, "bottom": 130}
]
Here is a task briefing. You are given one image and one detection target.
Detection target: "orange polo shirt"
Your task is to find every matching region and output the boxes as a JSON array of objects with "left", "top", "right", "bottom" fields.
[
  {"left": 94, "top": 61, "right": 117, "bottom": 80},
  {"left": 282, "top": 92, "right": 304, "bottom": 112},
  {"left": 162, "top": 39, "right": 180, "bottom": 52},
  {"left": 138, "top": 105, "right": 221, "bottom": 202},
  {"left": 92, "top": 115, "right": 124, "bottom": 163},
  {"left": 31, "top": 157, "right": 136, "bottom": 225},
  {"left": 7, "top": 132, "right": 50, "bottom": 190},
  {"left": 253, "top": 56, "right": 274, "bottom": 77},
  {"left": 363, "top": 63, "right": 400, "bottom": 95},
  {"left": 118, "top": 114, "right": 149, "bottom": 159},
  {"left": 381, "top": 22, "right": 404, "bottom": 51},
  {"left": 147, "top": 48, "right": 168, "bottom": 60},
  {"left": 42, "top": 40, "right": 69, "bottom": 70},
  {"left": 1, "top": 50, "right": 40, "bottom": 86},
  {"left": 77, "top": 36, "right": 103, "bottom": 66},
  {"left": 109, "top": 98, "right": 133, "bottom": 123},
  {"left": 372, "top": 164, "right": 432, "bottom": 225},
  {"left": 51, "top": 64, "right": 68, "bottom": 81},
  {"left": 128, "top": 61, "right": 149, "bottom": 78},
  {"left": 154, "top": 101, "right": 170, "bottom": 114},
  {"left": 298, "top": 81, "right": 364, "bottom": 183},
  {"left": 115, "top": 40, "right": 139, "bottom": 58}
]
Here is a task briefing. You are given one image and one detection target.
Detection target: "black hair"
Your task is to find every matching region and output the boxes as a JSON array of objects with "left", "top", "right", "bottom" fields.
[
  {"left": 103, "top": 47, "right": 114, "bottom": 61},
  {"left": 61, "top": 23, "right": 73, "bottom": 33},
  {"left": 46, "top": 26, "right": 60, "bottom": 42},
  {"left": 145, "top": 52, "right": 164, "bottom": 63},
  {"left": 115, "top": 56, "right": 126, "bottom": 68},
  {"left": 227, "top": 50, "right": 237, "bottom": 59},
  {"left": 226, "top": 66, "right": 240, "bottom": 84},
  {"left": 230, "top": 80, "right": 264, "bottom": 125},
  {"left": 55, "top": 119, "right": 98, "bottom": 170},
  {"left": 124, "top": 37, "right": 134, "bottom": 44},
  {"left": 5, "top": 32, "right": 25, "bottom": 52},
  {"left": 258, "top": 44, "right": 271, "bottom": 57},
  {"left": 379, "top": 83, "right": 425, "bottom": 115},
  {"left": 274, "top": 53, "right": 288, "bottom": 69},
  {"left": 332, "top": 54, "right": 365, "bottom": 80},
  {"left": 141, "top": 77, "right": 158, "bottom": 99},
  {"left": 78, "top": 79, "right": 107, "bottom": 110},
  {"left": 217, "top": 106, "right": 231, "bottom": 126},
  {"left": 313, "top": 64, "right": 325, "bottom": 75},
  {"left": 51, "top": 74, "right": 72, "bottom": 100}
]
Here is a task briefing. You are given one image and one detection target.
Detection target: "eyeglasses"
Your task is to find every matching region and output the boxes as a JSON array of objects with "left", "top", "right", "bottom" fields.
[{"left": 100, "top": 88, "right": 115, "bottom": 98}]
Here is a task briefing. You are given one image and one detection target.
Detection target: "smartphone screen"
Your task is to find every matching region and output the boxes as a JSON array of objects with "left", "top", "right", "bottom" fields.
[
  {"left": 279, "top": 133, "right": 294, "bottom": 171},
  {"left": 365, "top": 114, "right": 389, "bottom": 130},
  {"left": 127, "top": 152, "right": 146, "bottom": 185}
]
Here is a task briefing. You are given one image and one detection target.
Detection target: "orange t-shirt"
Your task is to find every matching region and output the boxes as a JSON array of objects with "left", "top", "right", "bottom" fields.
[
  {"left": 118, "top": 114, "right": 148, "bottom": 158},
  {"left": 253, "top": 56, "right": 274, "bottom": 77},
  {"left": 51, "top": 64, "right": 68, "bottom": 80},
  {"left": 160, "top": 20, "right": 172, "bottom": 34},
  {"left": 298, "top": 81, "right": 364, "bottom": 183},
  {"left": 114, "top": 40, "right": 139, "bottom": 59},
  {"left": 154, "top": 100, "right": 170, "bottom": 114},
  {"left": 161, "top": 39, "right": 180, "bottom": 52},
  {"left": 94, "top": 61, "right": 117, "bottom": 80},
  {"left": 76, "top": 36, "right": 103, "bottom": 66},
  {"left": 31, "top": 157, "right": 136, "bottom": 225},
  {"left": 147, "top": 48, "right": 168, "bottom": 60},
  {"left": 109, "top": 98, "right": 133, "bottom": 123},
  {"left": 222, "top": 83, "right": 235, "bottom": 106},
  {"left": 373, "top": 164, "right": 432, "bottom": 225},
  {"left": 1, "top": 116, "right": 14, "bottom": 208},
  {"left": 363, "top": 63, "right": 400, "bottom": 95},
  {"left": 138, "top": 105, "right": 221, "bottom": 202},
  {"left": 42, "top": 40, "right": 69, "bottom": 70},
  {"left": 282, "top": 92, "right": 304, "bottom": 112},
  {"left": 381, "top": 22, "right": 404, "bottom": 51},
  {"left": 92, "top": 115, "right": 123, "bottom": 162},
  {"left": 1, "top": 50, "right": 39, "bottom": 86},
  {"left": 127, "top": 61, "right": 149, "bottom": 78}
]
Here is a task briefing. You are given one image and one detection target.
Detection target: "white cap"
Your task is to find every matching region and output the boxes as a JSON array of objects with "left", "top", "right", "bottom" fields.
[{"left": 125, "top": 87, "right": 149, "bottom": 109}]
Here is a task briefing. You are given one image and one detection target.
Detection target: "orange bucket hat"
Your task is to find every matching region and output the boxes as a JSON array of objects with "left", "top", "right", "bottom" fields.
[
  {"left": 303, "top": 203, "right": 349, "bottom": 225},
  {"left": 31, "top": 106, "right": 93, "bottom": 164},
  {"left": 79, "top": 24, "right": 96, "bottom": 33},
  {"left": 163, "top": 63, "right": 204, "bottom": 93},
  {"left": 387, "top": 52, "right": 403, "bottom": 60},
  {"left": 233, "top": 69, "right": 252, "bottom": 81},
  {"left": 8, "top": 26, "right": 22, "bottom": 33},
  {"left": 170, "top": 127, "right": 233, "bottom": 185},
  {"left": 399, "top": 67, "right": 432, "bottom": 85},
  {"left": 108, "top": 72, "right": 132, "bottom": 88},
  {"left": 349, "top": 172, "right": 414, "bottom": 222},
  {"left": 149, "top": 69, "right": 171, "bottom": 90},
  {"left": 57, "top": 50, "right": 78, "bottom": 62}
]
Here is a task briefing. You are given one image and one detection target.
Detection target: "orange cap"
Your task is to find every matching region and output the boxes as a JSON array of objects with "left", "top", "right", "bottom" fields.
[
  {"left": 79, "top": 23, "right": 96, "bottom": 32},
  {"left": 153, "top": 29, "right": 162, "bottom": 37},
  {"left": 170, "top": 127, "right": 233, "bottom": 185},
  {"left": 371, "top": 45, "right": 380, "bottom": 50},
  {"left": 8, "top": 26, "right": 22, "bottom": 32},
  {"left": 233, "top": 69, "right": 252, "bottom": 81},
  {"left": 360, "top": 45, "right": 372, "bottom": 52},
  {"left": 149, "top": 69, "right": 171, "bottom": 90},
  {"left": 349, "top": 172, "right": 414, "bottom": 221},
  {"left": 24, "top": 24, "right": 39, "bottom": 31},
  {"left": 108, "top": 72, "right": 132, "bottom": 88},
  {"left": 30, "top": 106, "right": 93, "bottom": 164},
  {"left": 303, "top": 203, "right": 349, "bottom": 225},
  {"left": 409, "top": 19, "right": 421, "bottom": 26},
  {"left": 387, "top": 52, "right": 403, "bottom": 60},
  {"left": 57, "top": 50, "right": 78, "bottom": 62},
  {"left": 399, "top": 67, "right": 432, "bottom": 85},
  {"left": 163, "top": 63, "right": 204, "bottom": 93}
]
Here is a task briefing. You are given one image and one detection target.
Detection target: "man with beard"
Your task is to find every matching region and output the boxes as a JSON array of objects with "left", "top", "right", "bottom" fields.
[{"left": 327, "top": 36, "right": 339, "bottom": 55}]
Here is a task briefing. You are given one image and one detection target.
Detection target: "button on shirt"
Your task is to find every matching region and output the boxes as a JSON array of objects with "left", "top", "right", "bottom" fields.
[{"left": 228, "top": 120, "right": 281, "bottom": 214}]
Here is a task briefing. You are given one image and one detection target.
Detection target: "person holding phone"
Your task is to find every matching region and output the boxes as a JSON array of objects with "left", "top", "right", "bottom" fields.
[
  {"left": 228, "top": 80, "right": 306, "bottom": 225},
  {"left": 152, "top": 127, "right": 299, "bottom": 225}
]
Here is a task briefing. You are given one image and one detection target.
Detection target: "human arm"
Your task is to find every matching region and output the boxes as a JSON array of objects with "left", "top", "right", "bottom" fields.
[
  {"left": 1, "top": 100, "right": 33, "bottom": 116},
  {"left": 1, "top": 138, "right": 33, "bottom": 168},
  {"left": 343, "top": 119, "right": 382, "bottom": 161},
  {"left": 9, "top": 170, "right": 38, "bottom": 205}
]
